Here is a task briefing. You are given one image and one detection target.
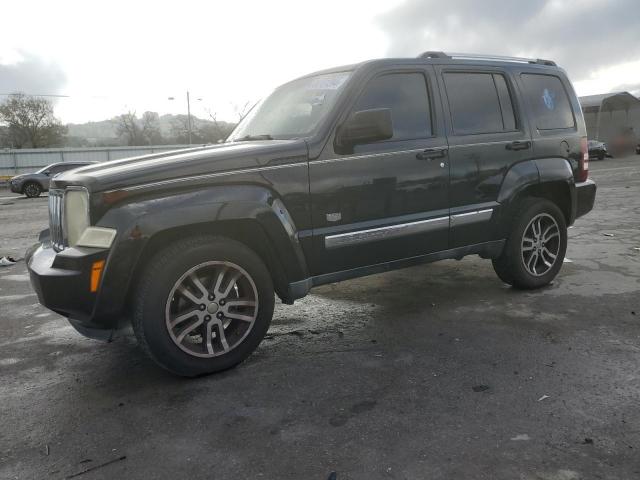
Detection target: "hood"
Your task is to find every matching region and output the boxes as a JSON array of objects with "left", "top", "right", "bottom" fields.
[
  {"left": 51, "top": 140, "right": 308, "bottom": 192},
  {"left": 9, "top": 173, "right": 43, "bottom": 182}
]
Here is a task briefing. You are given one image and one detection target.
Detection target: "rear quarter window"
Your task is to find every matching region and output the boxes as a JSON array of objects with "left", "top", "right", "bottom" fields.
[{"left": 521, "top": 73, "right": 575, "bottom": 130}]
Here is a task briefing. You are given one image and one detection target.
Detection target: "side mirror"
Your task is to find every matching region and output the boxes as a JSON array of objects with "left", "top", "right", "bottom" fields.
[
  {"left": 43, "top": 171, "right": 51, "bottom": 176},
  {"left": 335, "top": 108, "right": 393, "bottom": 151}
]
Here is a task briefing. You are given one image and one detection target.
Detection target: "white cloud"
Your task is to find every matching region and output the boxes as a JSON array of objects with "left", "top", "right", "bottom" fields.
[
  {"left": 1, "top": 0, "right": 638, "bottom": 123},
  {"left": 573, "top": 59, "right": 640, "bottom": 96},
  {"left": 1, "top": 0, "right": 394, "bottom": 122},
  {"left": 377, "top": 0, "right": 640, "bottom": 95}
]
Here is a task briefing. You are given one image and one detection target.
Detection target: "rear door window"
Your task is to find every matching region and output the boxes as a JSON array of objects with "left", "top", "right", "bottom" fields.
[
  {"left": 520, "top": 74, "right": 575, "bottom": 130},
  {"left": 443, "top": 72, "right": 517, "bottom": 135}
]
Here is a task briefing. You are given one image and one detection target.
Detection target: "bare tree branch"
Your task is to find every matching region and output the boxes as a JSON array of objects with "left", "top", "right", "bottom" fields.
[{"left": 0, "top": 94, "right": 67, "bottom": 148}]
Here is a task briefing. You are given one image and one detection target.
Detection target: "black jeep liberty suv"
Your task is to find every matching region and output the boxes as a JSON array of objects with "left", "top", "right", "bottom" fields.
[{"left": 27, "top": 52, "right": 596, "bottom": 376}]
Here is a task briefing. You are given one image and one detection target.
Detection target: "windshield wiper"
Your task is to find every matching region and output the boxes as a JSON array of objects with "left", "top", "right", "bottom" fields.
[{"left": 234, "top": 134, "right": 274, "bottom": 142}]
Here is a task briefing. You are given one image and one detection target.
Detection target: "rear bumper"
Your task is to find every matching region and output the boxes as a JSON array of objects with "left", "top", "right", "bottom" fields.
[
  {"left": 26, "top": 239, "right": 121, "bottom": 337},
  {"left": 575, "top": 179, "right": 596, "bottom": 220}
]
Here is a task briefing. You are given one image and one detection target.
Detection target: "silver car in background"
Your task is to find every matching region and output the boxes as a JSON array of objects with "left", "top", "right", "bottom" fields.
[{"left": 9, "top": 162, "right": 97, "bottom": 198}]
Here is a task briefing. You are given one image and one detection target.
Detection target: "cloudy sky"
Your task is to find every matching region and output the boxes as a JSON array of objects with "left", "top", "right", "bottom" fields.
[{"left": 1, "top": 0, "right": 638, "bottom": 124}]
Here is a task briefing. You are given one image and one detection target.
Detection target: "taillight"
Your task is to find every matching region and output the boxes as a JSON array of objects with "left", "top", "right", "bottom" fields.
[{"left": 578, "top": 137, "right": 589, "bottom": 182}]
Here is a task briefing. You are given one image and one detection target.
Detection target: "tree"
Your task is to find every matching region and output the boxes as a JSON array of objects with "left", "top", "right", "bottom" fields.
[
  {"left": 114, "top": 111, "right": 145, "bottom": 146},
  {"left": 205, "top": 111, "right": 235, "bottom": 142},
  {"left": 169, "top": 115, "right": 194, "bottom": 144},
  {"left": 141, "top": 111, "right": 163, "bottom": 145},
  {"left": 167, "top": 112, "right": 236, "bottom": 145},
  {"left": 0, "top": 125, "right": 8, "bottom": 147},
  {"left": 0, "top": 94, "right": 67, "bottom": 148},
  {"left": 233, "top": 101, "right": 253, "bottom": 122}
]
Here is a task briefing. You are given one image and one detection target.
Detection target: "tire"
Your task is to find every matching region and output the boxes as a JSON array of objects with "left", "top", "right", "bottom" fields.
[
  {"left": 491, "top": 254, "right": 515, "bottom": 285},
  {"left": 492, "top": 198, "right": 567, "bottom": 289},
  {"left": 132, "top": 235, "right": 275, "bottom": 377},
  {"left": 598, "top": 152, "right": 605, "bottom": 160},
  {"left": 23, "top": 182, "right": 42, "bottom": 198}
]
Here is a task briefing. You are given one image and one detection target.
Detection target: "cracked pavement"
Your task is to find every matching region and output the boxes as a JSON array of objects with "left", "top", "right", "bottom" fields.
[{"left": 0, "top": 157, "right": 639, "bottom": 479}]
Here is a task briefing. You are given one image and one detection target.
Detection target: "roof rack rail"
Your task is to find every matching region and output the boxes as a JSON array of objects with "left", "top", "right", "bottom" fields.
[
  {"left": 417, "top": 51, "right": 556, "bottom": 66},
  {"left": 418, "top": 51, "right": 450, "bottom": 59}
]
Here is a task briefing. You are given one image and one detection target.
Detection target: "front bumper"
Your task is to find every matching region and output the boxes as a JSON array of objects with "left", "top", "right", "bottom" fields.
[
  {"left": 10, "top": 182, "right": 21, "bottom": 193},
  {"left": 575, "top": 179, "right": 596, "bottom": 219},
  {"left": 26, "top": 239, "right": 120, "bottom": 338}
]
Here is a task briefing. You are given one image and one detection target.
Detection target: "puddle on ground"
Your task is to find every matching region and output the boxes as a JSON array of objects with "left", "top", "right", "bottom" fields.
[
  {"left": 0, "top": 293, "right": 37, "bottom": 302},
  {"left": 0, "top": 274, "right": 30, "bottom": 282}
]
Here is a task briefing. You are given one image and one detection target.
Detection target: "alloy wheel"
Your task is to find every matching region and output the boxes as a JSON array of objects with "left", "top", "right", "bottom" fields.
[
  {"left": 25, "top": 184, "right": 40, "bottom": 197},
  {"left": 521, "top": 213, "right": 560, "bottom": 276},
  {"left": 165, "top": 261, "right": 259, "bottom": 358}
]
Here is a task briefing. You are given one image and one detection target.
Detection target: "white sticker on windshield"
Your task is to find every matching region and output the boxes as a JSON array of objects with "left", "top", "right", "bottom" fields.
[
  {"left": 307, "top": 73, "right": 349, "bottom": 90},
  {"left": 310, "top": 92, "right": 326, "bottom": 105}
]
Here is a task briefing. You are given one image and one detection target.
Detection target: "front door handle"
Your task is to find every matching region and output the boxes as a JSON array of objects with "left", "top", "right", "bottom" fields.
[
  {"left": 506, "top": 141, "right": 531, "bottom": 151},
  {"left": 416, "top": 147, "right": 448, "bottom": 160}
]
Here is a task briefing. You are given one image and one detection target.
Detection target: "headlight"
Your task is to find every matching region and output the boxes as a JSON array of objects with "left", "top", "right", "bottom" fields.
[
  {"left": 63, "top": 188, "right": 117, "bottom": 249},
  {"left": 64, "top": 189, "right": 90, "bottom": 246}
]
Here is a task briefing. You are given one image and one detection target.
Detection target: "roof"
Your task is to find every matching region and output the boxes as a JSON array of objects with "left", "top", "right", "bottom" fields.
[
  {"left": 297, "top": 52, "right": 561, "bottom": 82},
  {"left": 579, "top": 91, "right": 640, "bottom": 112},
  {"left": 418, "top": 51, "right": 557, "bottom": 66}
]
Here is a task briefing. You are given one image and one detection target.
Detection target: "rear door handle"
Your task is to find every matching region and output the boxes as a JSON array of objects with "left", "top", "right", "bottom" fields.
[
  {"left": 416, "top": 147, "right": 448, "bottom": 160},
  {"left": 506, "top": 141, "right": 531, "bottom": 151}
]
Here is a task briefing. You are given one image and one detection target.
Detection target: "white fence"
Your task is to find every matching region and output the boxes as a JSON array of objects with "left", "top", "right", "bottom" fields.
[{"left": 0, "top": 145, "right": 193, "bottom": 177}]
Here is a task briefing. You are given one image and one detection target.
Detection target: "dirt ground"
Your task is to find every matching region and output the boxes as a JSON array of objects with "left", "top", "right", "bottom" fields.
[{"left": 0, "top": 156, "right": 639, "bottom": 479}]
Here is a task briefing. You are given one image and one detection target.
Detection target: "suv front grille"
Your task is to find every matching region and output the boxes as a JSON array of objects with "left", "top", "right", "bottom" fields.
[{"left": 48, "top": 189, "right": 65, "bottom": 250}]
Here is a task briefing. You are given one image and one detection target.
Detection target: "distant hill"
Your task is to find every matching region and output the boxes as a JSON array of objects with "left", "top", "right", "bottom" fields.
[
  {"left": 65, "top": 113, "right": 236, "bottom": 147},
  {"left": 66, "top": 119, "right": 118, "bottom": 143}
]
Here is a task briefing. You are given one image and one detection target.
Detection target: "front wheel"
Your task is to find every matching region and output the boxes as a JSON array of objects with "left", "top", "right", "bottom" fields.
[
  {"left": 492, "top": 198, "right": 567, "bottom": 289},
  {"left": 23, "top": 182, "right": 42, "bottom": 198},
  {"left": 132, "top": 235, "right": 275, "bottom": 376}
]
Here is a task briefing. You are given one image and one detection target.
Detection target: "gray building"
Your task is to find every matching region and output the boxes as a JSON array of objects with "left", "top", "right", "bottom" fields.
[{"left": 580, "top": 91, "right": 640, "bottom": 144}]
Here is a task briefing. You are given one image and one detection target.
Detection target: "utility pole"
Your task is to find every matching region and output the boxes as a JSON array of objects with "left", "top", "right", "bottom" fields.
[
  {"left": 168, "top": 91, "right": 194, "bottom": 144},
  {"left": 186, "top": 91, "right": 192, "bottom": 145}
]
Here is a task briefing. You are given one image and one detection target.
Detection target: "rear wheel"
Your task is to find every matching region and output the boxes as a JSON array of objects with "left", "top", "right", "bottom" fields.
[
  {"left": 23, "top": 182, "right": 42, "bottom": 198},
  {"left": 132, "top": 235, "right": 274, "bottom": 376},
  {"left": 492, "top": 198, "right": 567, "bottom": 289}
]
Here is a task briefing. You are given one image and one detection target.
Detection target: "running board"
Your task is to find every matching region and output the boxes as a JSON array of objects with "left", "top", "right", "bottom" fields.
[{"left": 286, "top": 239, "right": 505, "bottom": 301}]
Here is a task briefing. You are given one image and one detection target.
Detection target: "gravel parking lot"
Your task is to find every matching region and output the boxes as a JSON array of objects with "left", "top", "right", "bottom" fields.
[{"left": 1, "top": 157, "right": 639, "bottom": 480}]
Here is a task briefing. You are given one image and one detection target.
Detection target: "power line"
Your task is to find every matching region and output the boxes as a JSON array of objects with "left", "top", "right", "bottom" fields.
[
  {"left": 0, "top": 93, "right": 70, "bottom": 98},
  {"left": 0, "top": 92, "right": 214, "bottom": 100}
]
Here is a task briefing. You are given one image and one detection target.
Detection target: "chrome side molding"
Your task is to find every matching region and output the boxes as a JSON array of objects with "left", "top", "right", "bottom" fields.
[
  {"left": 450, "top": 209, "right": 493, "bottom": 226},
  {"left": 325, "top": 216, "right": 449, "bottom": 249},
  {"left": 325, "top": 209, "right": 493, "bottom": 249}
]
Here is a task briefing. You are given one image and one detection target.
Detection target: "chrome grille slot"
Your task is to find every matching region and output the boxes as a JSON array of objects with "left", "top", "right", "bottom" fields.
[{"left": 48, "top": 189, "right": 65, "bottom": 250}]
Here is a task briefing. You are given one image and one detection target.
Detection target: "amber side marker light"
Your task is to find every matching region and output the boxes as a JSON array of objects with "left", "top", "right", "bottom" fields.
[{"left": 90, "top": 260, "right": 105, "bottom": 293}]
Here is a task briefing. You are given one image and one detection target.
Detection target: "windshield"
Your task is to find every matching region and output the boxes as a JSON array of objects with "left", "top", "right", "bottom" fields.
[
  {"left": 228, "top": 71, "right": 351, "bottom": 141},
  {"left": 35, "top": 164, "right": 55, "bottom": 174}
]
